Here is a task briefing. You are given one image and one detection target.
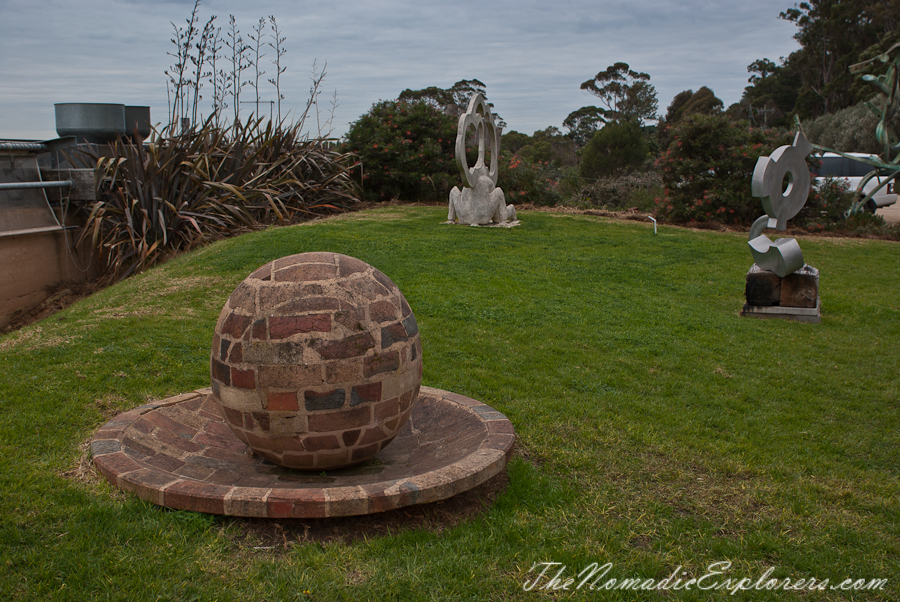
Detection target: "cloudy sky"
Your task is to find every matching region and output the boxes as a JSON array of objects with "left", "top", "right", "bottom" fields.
[{"left": 0, "top": 0, "right": 801, "bottom": 141}]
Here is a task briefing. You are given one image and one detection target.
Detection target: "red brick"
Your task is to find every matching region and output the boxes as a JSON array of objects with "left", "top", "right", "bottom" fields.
[
  {"left": 334, "top": 301, "right": 364, "bottom": 330},
  {"left": 144, "top": 453, "right": 185, "bottom": 472},
  {"left": 364, "top": 350, "right": 400, "bottom": 377},
  {"left": 351, "top": 382, "right": 383, "bottom": 406},
  {"left": 245, "top": 431, "right": 279, "bottom": 452},
  {"left": 249, "top": 411, "right": 271, "bottom": 431},
  {"left": 371, "top": 269, "right": 395, "bottom": 292},
  {"left": 194, "top": 431, "right": 247, "bottom": 454},
  {"left": 338, "top": 255, "right": 369, "bottom": 277},
  {"left": 271, "top": 296, "right": 341, "bottom": 316},
  {"left": 279, "top": 436, "right": 307, "bottom": 452},
  {"left": 276, "top": 252, "right": 334, "bottom": 268},
  {"left": 267, "top": 391, "right": 298, "bottom": 411},
  {"left": 228, "top": 282, "right": 257, "bottom": 313},
  {"left": 303, "top": 434, "right": 340, "bottom": 451},
  {"left": 369, "top": 300, "right": 400, "bottom": 323},
  {"left": 358, "top": 425, "right": 387, "bottom": 446},
  {"left": 154, "top": 429, "right": 203, "bottom": 453},
  {"left": 374, "top": 397, "right": 400, "bottom": 420},
  {"left": 93, "top": 452, "right": 143, "bottom": 484},
  {"left": 351, "top": 442, "right": 380, "bottom": 462},
  {"left": 220, "top": 405, "right": 244, "bottom": 428},
  {"left": 339, "top": 277, "right": 389, "bottom": 301},
  {"left": 258, "top": 364, "right": 323, "bottom": 388},
  {"left": 315, "top": 332, "right": 375, "bottom": 360},
  {"left": 250, "top": 319, "right": 267, "bottom": 341},
  {"left": 164, "top": 480, "right": 229, "bottom": 514},
  {"left": 341, "top": 429, "right": 361, "bottom": 446},
  {"left": 380, "top": 322, "right": 408, "bottom": 348},
  {"left": 275, "top": 263, "right": 337, "bottom": 282},
  {"left": 267, "top": 488, "right": 328, "bottom": 518},
  {"left": 143, "top": 412, "right": 199, "bottom": 438},
  {"left": 250, "top": 264, "right": 272, "bottom": 280},
  {"left": 269, "top": 314, "right": 331, "bottom": 338},
  {"left": 228, "top": 342, "right": 243, "bottom": 363},
  {"left": 231, "top": 367, "right": 256, "bottom": 389},
  {"left": 280, "top": 453, "right": 316, "bottom": 469},
  {"left": 308, "top": 405, "right": 371, "bottom": 432},
  {"left": 257, "top": 283, "right": 305, "bottom": 312},
  {"left": 211, "top": 359, "right": 231, "bottom": 386},
  {"left": 221, "top": 312, "right": 251, "bottom": 339},
  {"left": 304, "top": 388, "right": 345, "bottom": 411}
]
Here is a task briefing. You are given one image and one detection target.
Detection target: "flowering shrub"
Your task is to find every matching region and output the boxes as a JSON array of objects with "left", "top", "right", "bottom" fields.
[
  {"left": 498, "top": 151, "right": 565, "bottom": 206},
  {"left": 793, "top": 176, "right": 856, "bottom": 229},
  {"left": 343, "top": 100, "right": 458, "bottom": 202},
  {"left": 654, "top": 114, "right": 793, "bottom": 225}
]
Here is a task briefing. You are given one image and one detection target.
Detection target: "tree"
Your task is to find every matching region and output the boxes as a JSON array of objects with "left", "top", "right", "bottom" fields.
[
  {"left": 580, "top": 63, "right": 658, "bottom": 124},
  {"left": 343, "top": 99, "right": 458, "bottom": 202},
  {"left": 659, "top": 87, "right": 724, "bottom": 149},
  {"left": 580, "top": 121, "right": 648, "bottom": 179},
  {"left": 563, "top": 106, "right": 605, "bottom": 150},
  {"left": 779, "top": 0, "right": 892, "bottom": 115},
  {"left": 398, "top": 79, "right": 505, "bottom": 127},
  {"left": 655, "top": 114, "right": 791, "bottom": 224}
]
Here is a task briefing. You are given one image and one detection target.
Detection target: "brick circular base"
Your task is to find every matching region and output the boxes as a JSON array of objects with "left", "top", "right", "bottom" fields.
[{"left": 91, "top": 386, "right": 515, "bottom": 518}]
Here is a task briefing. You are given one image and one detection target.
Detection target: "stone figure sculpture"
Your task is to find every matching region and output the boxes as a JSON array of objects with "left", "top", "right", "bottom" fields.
[
  {"left": 447, "top": 94, "right": 517, "bottom": 225},
  {"left": 748, "top": 130, "right": 813, "bottom": 277}
]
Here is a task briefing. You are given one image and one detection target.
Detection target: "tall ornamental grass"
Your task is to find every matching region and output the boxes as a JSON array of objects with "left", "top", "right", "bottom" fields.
[{"left": 79, "top": 117, "right": 360, "bottom": 283}]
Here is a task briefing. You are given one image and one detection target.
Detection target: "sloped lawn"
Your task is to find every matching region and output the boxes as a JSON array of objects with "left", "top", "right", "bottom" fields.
[{"left": 1, "top": 206, "right": 897, "bottom": 601}]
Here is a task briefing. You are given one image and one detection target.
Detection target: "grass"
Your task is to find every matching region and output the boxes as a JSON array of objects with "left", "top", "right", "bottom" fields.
[{"left": 1, "top": 206, "right": 898, "bottom": 601}]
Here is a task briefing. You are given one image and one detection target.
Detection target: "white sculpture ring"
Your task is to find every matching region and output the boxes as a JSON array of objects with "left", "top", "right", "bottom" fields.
[{"left": 455, "top": 93, "right": 500, "bottom": 188}]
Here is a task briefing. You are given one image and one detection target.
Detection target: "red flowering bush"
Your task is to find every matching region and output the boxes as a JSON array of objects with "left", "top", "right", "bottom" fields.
[
  {"left": 343, "top": 100, "right": 458, "bottom": 202},
  {"left": 498, "top": 150, "right": 565, "bottom": 206},
  {"left": 654, "top": 114, "right": 794, "bottom": 225}
]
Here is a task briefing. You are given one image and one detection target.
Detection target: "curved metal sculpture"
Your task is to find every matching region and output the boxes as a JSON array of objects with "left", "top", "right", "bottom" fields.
[
  {"left": 801, "top": 43, "right": 900, "bottom": 215},
  {"left": 748, "top": 131, "right": 812, "bottom": 277},
  {"left": 447, "top": 94, "right": 516, "bottom": 225}
]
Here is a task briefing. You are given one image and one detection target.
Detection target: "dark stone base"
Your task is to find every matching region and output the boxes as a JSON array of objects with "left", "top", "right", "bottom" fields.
[{"left": 742, "top": 264, "right": 820, "bottom": 323}]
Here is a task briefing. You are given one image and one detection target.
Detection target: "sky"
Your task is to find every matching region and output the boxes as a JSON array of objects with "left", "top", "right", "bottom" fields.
[{"left": 0, "top": 0, "right": 802, "bottom": 141}]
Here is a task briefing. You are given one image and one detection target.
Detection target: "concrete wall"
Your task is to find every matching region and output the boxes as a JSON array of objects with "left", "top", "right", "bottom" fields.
[
  {"left": 0, "top": 217, "right": 96, "bottom": 331},
  {"left": 0, "top": 168, "right": 98, "bottom": 331}
]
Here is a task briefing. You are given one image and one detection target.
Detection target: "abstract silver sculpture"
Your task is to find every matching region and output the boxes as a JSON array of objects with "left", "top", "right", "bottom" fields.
[
  {"left": 447, "top": 94, "right": 517, "bottom": 225},
  {"left": 748, "top": 131, "right": 813, "bottom": 277}
]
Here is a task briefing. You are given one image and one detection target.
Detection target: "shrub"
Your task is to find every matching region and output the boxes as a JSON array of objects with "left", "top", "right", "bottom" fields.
[
  {"left": 580, "top": 121, "right": 648, "bottom": 179},
  {"left": 342, "top": 100, "right": 458, "bottom": 202},
  {"left": 79, "top": 117, "right": 359, "bottom": 282},
  {"left": 654, "top": 114, "right": 793, "bottom": 225},
  {"left": 802, "top": 102, "right": 881, "bottom": 154},
  {"left": 499, "top": 151, "right": 565, "bottom": 206},
  {"left": 793, "top": 176, "right": 856, "bottom": 229},
  {"left": 566, "top": 171, "right": 662, "bottom": 212}
]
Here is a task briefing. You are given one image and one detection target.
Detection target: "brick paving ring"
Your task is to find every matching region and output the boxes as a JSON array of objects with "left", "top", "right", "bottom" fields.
[{"left": 91, "top": 386, "right": 515, "bottom": 518}]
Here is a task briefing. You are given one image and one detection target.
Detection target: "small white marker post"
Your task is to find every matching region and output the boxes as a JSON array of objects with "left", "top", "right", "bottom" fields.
[{"left": 648, "top": 215, "right": 657, "bottom": 234}]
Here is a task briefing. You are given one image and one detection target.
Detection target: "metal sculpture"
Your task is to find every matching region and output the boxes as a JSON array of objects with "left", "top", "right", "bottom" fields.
[
  {"left": 803, "top": 43, "right": 900, "bottom": 215},
  {"left": 749, "top": 131, "right": 812, "bottom": 277},
  {"left": 447, "top": 94, "right": 516, "bottom": 225}
]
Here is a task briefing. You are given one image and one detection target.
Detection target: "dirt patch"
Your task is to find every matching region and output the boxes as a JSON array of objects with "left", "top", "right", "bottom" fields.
[
  {"left": 226, "top": 470, "right": 509, "bottom": 550},
  {"left": 1, "top": 281, "right": 101, "bottom": 335}
]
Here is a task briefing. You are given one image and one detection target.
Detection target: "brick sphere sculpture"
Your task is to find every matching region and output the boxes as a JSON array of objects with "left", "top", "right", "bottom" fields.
[{"left": 210, "top": 252, "right": 422, "bottom": 470}]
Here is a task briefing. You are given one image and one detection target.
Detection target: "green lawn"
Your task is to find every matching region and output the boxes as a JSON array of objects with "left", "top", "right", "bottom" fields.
[{"left": 1, "top": 206, "right": 897, "bottom": 601}]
